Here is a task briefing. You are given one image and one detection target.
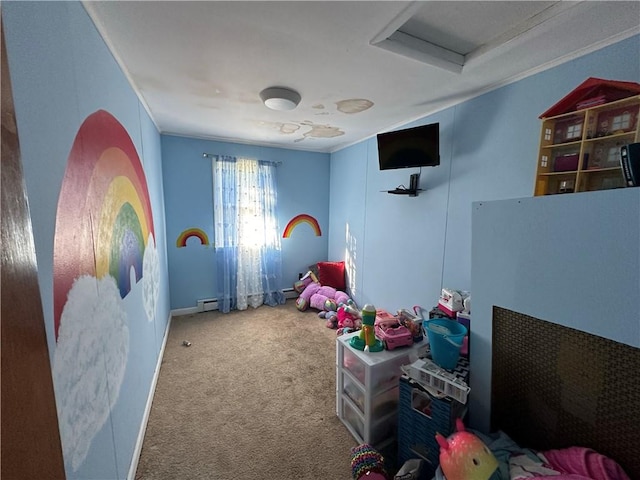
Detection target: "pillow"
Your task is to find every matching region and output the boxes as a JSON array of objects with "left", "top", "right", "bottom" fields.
[{"left": 317, "top": 261, "right": 345, "bottom": 291}]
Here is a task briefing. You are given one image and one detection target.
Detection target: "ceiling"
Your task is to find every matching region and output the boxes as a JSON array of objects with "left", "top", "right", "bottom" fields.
[{"left": 83, "top": 1, "right": 640, "bottom": 153}]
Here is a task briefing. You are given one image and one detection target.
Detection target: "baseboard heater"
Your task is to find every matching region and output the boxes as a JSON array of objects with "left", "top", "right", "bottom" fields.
[
  {"left": 196, "top": 298, "right": 218, "bottom": 312},
  {"left": 196, "top": 288, "right": 298, "bottom": 312}
]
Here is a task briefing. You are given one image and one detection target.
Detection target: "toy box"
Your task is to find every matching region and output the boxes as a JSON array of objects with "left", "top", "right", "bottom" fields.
[{"left": 397, "top": 376, "right": 467, "bottom": 480}]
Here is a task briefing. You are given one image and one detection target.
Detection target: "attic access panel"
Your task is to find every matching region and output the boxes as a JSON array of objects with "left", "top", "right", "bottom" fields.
[{"left": 370, "top": 1, "right": 569, "bottom": 73}]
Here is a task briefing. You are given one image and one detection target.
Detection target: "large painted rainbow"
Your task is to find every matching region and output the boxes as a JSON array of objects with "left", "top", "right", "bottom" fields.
[
  {"left": 53, "top": 110, "right": 155, "bottom": 339},
  {"left": 176, "top": 228, "right": 210, "bottom": 247},
  {"left": 282, "top": 214, "right": 322, "bottom": 238}
]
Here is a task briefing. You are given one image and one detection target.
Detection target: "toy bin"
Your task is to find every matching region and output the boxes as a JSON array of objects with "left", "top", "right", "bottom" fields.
[{"left": 397, "top": 376, "right": 467, "bottom": 480}]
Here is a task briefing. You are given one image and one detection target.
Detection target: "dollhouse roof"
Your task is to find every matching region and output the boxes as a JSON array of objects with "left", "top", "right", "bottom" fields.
[{"left": 540, "top": 77, "right": 640, "bottom": 118}]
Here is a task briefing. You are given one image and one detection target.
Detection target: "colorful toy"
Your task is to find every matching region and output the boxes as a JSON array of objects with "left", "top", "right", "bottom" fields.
[
  {"left": 295, "top": 281, "right": 321, "bottom": 311},
  {"left": 350, "top": 304, "right": 384, "bottom": 352},
  {"left": 293, "top": 270, "right": 319, "bottom": 293},
  {"left": 319, "top": 310, "right": 338, "bottom": 328},
  {"left": 435, "top": 418, "right": 498, "bottom": 480},
  {"left": 324, "top": 298, "right": 337, "bottom": 312},
  {"left": 350, "top": 444, "right": 388, "bottom": 480},
  {"left": 374, "top": 315, "right": 413, "bottom": 350},
  {"left": 296, "top": 279, "right": 353, "bottom": 313}
]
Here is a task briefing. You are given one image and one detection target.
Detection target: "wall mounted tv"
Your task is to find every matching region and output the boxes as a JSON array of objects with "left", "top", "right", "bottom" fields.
[{"left": 377, "top": 122, "right": 440, "bottom": 170}]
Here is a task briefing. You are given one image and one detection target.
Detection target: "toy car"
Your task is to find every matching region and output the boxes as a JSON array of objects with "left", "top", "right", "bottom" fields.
[{"left": 374, "top": 316, "right": 414, "bottom": 350}]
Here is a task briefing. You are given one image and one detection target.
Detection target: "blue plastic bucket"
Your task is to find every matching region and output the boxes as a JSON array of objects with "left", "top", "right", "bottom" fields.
[{"left": 424, "top": 319, "right": 468, "bottom": 370}]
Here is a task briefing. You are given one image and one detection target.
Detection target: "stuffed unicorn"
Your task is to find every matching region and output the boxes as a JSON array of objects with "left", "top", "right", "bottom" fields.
[{"left": 435, "top": 418, "right": 498, "bottom": 480}]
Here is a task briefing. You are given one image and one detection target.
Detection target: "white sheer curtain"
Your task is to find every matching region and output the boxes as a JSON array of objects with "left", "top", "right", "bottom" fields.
[
  {"left": 213, "top": 155, "right": 285, "bottom": 312},
  {"left": 235, "top": 158, "right": 265, "bottom": 309}
]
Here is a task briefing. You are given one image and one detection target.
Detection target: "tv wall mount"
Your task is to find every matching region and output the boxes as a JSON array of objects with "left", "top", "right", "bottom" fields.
[{"left": 386, "top": 173, "right": 422, "bottom": 197}]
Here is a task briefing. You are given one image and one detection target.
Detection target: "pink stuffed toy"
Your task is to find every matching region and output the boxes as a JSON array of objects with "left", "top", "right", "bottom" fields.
[
  {"left": 435, "top": 418, "right": 498, "bottom": 480},
  {"left": 337, "top": 305, "right": 356, "bottom": 329},
  {"left": 296, "top": 282, "right": 321, "bottom": 311},
  {"left": 310, "top": 285, "right": 337, "bottom": 310},
  {"left": 335, "top": 290, "right": 350, "bottom": 306},
  {"left": 296, "top": 282, "right": 355, "bottom": 313}
]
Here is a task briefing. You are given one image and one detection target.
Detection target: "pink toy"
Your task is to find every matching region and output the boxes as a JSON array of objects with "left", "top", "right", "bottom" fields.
[
  {"left": 297, "top": 281, "right": 355, "bottom": 313},
  {"left": 374, "top": 315, "right": 413, "bottom": 350},
  {"left": 335, "top": 290, "right": 350, "bottom": 306},
  {"left": 435, "top": 418, "right": 498, "bottom": 480},
  {"left": 293, "top": 270, "right": 318, "bottom": 293},
  {"left": 310, "top": 285, "right": 337, "bottom": 310},
  {"left": 295, "top": 281, "right": 321, "bottom": 311}
]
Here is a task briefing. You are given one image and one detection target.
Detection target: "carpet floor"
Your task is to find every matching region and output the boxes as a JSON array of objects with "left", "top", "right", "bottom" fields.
[{"left": 134, "top": 300, "right": 362, "bottom": 480}]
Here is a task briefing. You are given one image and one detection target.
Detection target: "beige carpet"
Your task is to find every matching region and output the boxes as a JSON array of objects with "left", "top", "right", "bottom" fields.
[{"left": 135, "top": 300, "right": 362, "bottom": 480}]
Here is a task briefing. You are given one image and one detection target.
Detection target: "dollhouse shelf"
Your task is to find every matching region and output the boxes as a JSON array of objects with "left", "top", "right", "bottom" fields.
[{"left": 534, "top": 78, "right": 640, "bottom": 196}]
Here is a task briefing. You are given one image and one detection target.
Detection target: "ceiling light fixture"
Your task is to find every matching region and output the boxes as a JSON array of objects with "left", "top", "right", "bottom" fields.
[{"left": 260, "top": 86, "right": 301, "bottom": 111}]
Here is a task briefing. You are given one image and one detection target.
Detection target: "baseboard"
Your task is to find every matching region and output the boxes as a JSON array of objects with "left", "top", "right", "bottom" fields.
[
  {"left": 127, "top": 312, "right": 173, "bottom": 480},
  {"left": 170, "top": 306, "right": 199, "bottom": 316},
  {"left": 283, "top": 287, "right": 298, "bottom": 300}
]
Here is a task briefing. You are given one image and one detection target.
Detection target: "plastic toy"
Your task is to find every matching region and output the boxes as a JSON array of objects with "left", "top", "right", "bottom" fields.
[
  {"left": 435, "top": 418, "right": 498, "bottom": 480},
  {"left": 350, "top": 304, "right": 384, "bottom": 352},
  {"left": 374, "top": 316, "right": 413, "bottom": 350},
  {"left": 350, "top": 444, "right": 388, "bottom": 480}
]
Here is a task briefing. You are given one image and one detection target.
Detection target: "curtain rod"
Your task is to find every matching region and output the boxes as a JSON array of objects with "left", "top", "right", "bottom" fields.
[{"left": 202, "top": 152, "right": 281, "bottom": 166}]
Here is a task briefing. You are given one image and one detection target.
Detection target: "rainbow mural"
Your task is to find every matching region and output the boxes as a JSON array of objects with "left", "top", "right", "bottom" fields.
[
  {"left": 53, "top": 110, "right": 155, "bottom": 339},
  {"left": 176, "top": 228, "right": 210, "bottom": 247},
  {"left": 282, "top": 214, "right": 322, "bottom": 238}
]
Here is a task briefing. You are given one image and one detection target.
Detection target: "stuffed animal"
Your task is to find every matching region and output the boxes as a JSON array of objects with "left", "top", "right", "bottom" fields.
[
  {"left": 337, "top": 305, "right": 356, "bottom": 329},
  {"left": 297, "top": 280, "right": 354, "bottom": 313},
  {"left": 319, "top": 310, "right": 338, "bottom": 329},
  {"left": 293, "top": 270, "right": 318, "bottom": 293},
  {"left": 435, "top": 418, "right": 498, "bottom": 480},
  {"left": 295, "top": 281, "right": 321, "bottom": 311},
  {"left": 310, "top": 285, "right": 337, "bottom": 310}
]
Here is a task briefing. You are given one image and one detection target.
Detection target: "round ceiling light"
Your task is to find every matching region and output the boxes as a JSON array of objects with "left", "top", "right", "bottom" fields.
[{"left": 259, "top": 86, "right": 301, "bottom": 111}]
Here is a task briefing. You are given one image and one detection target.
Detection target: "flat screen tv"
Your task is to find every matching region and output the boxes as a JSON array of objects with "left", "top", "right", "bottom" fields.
[{"left": 377, "top": 122, "right": 440, "bottom": 170}]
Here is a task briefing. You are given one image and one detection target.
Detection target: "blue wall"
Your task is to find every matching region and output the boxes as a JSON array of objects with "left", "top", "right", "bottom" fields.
[
  {"left": 471, "top": 188, "right": 640, "bottom": 432},
  {"left": 329, "top": 35, "right": 639, "bottom": 311},
  {"left": 329, "top": 34, "right": 640, "bottom": 433},
  {"left": 161, "top": 135, "right": 330, "bottom": 310},
  {"left": 3, "top": 0, "right": 639, "bottom": 474},
  {"left": 3, "top": 2, "right": 170, "bottom": 479}
]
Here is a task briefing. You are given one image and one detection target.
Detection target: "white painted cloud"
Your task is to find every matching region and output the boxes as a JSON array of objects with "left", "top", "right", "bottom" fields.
[
  {"left": 143, "top": 232, "right": 160, "bottom": 322},
  {"left": 53, "top": 275, "right": 129, "bottom": 472}
]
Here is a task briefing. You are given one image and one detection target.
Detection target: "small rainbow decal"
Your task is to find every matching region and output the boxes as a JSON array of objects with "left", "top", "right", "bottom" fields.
[
  {"left": 53, "top": 110, "right": 155, "bottom": 339},
  {"left": 282, "top": 214, "right": 322, "bottom": 238},
  {"left": 177, "top": 228, "right": 210, "bottom": 247}
]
